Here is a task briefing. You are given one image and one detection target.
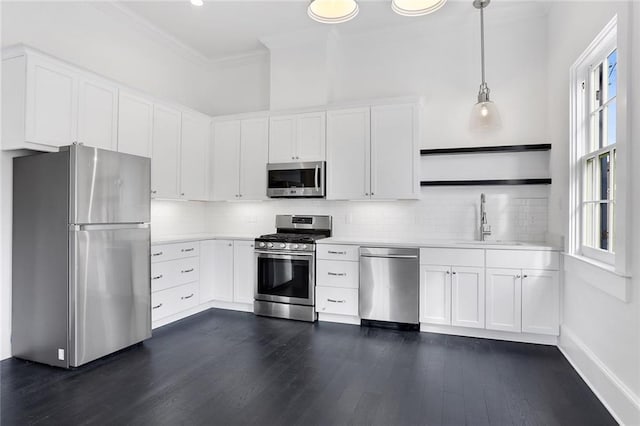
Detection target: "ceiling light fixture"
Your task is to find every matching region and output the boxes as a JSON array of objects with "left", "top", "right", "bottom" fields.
[
  {"left": 469, "top": 0, "right": 501, "bottom": 132},
  {"left": 391, "top": 0, "right": 447, "bottom": 17},
  {"left": 190, "top": 0, "right": 203, "bottom": 6},
  {"left": 308, "top": 0, "right": 359, "bottom": 24}
]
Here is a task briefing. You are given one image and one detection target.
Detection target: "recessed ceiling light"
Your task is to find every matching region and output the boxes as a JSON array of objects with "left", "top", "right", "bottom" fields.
[
  {"left": 308, "top": 0, "right": 359, "bottom": 24},
  {"left": 190, "top": 0, "right": 204, "bottom": 6},
  {"left": 391, "top": 0, "right": 447, "bottom": 16}
]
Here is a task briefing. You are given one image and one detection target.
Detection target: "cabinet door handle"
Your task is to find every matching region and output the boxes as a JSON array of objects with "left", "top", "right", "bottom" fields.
[
  {"left": 228, "top": 243, "right": 233, "bottom": 247},
  {"left": 452, "top": 271, "right": 457, "bottom": 275},
  {"left": 181, "top": 293, "right": 194, "bottom": 300},
  {"left": 152, "top": 303, "right": 163, "bottom": 310},
  {"left": 327, "top": 298, "right": 346, "bottom": 304},
  {"left": 446, "top": 270, "right": 450, "bottom": 275},
  {"left": 365, "top": 193, "right": 369, "bottom": 196},
  {"left": 327, "top": 250, "right": 346, "bottom": 255},
  {"left": 182, "top": 248, "right": 195, "bottom": 253},
  {"left": 181, "top": 268, "right": 194, "bottom": 274},
  {"left": 328, "top": 272, "right": 346, "bottom": 277},
  {"left": 151, "top": 190, "right": 157, "bottom": 194},
  {"left": 181, "top": 193, "right": 185, "bottom": 196},
  {"left": 152, "top": 274, "right": 163, "bottom": 280},
  {"left": 515, "top": 274, "right": 521, "bottom": 279},
  {"left": 152, "top": 251, "right": 163, "bottom": 257},
  {"left": 523, "top": 275, "right": 528, "bottom": 278}
]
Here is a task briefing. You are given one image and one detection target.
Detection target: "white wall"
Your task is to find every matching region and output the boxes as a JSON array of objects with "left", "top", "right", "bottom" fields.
[{"left": 546, "top": 2, "right": 639, "bottom": 424}]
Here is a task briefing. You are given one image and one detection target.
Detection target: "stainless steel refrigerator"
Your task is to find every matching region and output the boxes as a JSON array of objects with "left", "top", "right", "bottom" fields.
[{"left": 12, "top": 144, "right": 151, "bottom": 368}]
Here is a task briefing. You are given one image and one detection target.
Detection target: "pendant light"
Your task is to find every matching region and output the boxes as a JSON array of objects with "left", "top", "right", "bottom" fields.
[
  {"left": 391, "top": 0, "right": 447, "bottom": 17},
  {"left": 469, "top": 0, "right": 501, "bottom": 132},
  {"left": 308, "top": 0, "right": 359, "bottom": 24}
]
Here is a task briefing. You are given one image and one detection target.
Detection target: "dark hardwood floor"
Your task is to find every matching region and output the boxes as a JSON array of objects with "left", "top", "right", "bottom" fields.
[{"left": 1, "top": 309, "right": 614, "bottom": 426}]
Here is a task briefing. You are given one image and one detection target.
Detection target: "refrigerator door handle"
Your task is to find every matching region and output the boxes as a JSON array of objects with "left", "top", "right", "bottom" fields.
[{"left": 69, "top": 223, "right": 150, "bottom": 231}]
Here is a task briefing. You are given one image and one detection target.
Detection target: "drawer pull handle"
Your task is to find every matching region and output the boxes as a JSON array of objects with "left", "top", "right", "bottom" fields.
[
  {"left": 181, "top": 268, "right": 194, "bottom": 274},
  {"left": 182, "top": 248, "right": 195, "bottom": 253},
  {"left": 328, "top": 250, "right": 346, "bottom": 255},
  {"left": 327, "top": 272, "right": 346, "bottom": 277},
  {"left": 152, "top": 303, "right": 163, "bottom": 310},
  {"left": 327, "top": 298, "right": 346, "bottom": 304},
  {"left": 152, "top": 274, "right": 163, "bottom": 280},
  {"left": 181, "top": 293, "right": 194, "bottom": 300},
  {"left": 152, "top": 251, "right": 163, "bottom": 257}
]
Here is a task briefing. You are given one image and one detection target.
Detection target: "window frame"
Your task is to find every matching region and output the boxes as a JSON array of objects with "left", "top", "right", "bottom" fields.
[{"left": 569, "top": 15, "right": 630, "bottom": 273}]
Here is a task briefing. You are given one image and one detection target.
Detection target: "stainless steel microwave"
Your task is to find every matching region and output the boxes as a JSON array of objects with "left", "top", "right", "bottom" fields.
[{"left": 267, "top": 161, "right": 326, "bottom": 198}]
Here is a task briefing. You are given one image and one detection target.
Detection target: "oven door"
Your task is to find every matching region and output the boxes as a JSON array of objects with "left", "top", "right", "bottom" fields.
[
  {"left": 255, "top": 250, "right": 315, "bottom": 306},
  {"left": 267, "top": 161, "right": 325, "bottom": 198}
]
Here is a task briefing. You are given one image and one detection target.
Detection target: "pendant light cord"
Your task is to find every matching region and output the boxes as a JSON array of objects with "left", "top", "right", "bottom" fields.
[{"left": 480, "top": 5, "right": 485, "bottom": 86}]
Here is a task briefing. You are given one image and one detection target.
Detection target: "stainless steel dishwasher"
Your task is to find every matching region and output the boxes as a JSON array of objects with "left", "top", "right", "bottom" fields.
[{"left": 359, "top": 247, "right": 419, "bottom": 327}]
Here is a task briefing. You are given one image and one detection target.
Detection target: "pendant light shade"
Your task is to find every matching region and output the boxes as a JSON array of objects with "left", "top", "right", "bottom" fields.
[
  {"left": 308, "top": 0, "right": 359, "bottom": 24},
  {"left": 391, "top": 0, "right": 447, "bottom": 16},
  {"left": 469, "top": 0, "right": 501, "bottom": 132}
]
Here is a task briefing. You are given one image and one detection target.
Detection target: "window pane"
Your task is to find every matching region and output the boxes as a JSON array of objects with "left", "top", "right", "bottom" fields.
[
  {"left": 585, "top": 158, "right": 595, "bottom": 201},
  {"left": 591, "top": 110, "right": 604, "bottom": 151},
  {"left": 599, "top": 152, "right": 610, "bottom": 200},
  {"left": 607, "top": 49, "right": 617, "bottom": 100},
  {"left": 606, "top": 99, "right": 617, "bottom": 146},
  {"left": 610, "top": 202, "right": 616, "bottom": 254},
  {"left": 599, "top": 202, "right": 608, "bottom": 251},
  {"left": 612, "top": 149, "right": 617, "bottom": 201},
  {"left": 583, "top": 203, "right": 596, "bottom": 248}
]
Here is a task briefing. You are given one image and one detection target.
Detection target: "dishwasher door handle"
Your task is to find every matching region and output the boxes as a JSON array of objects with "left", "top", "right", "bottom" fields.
[{"left": 360, "top": 254, "right": 418, "bottom": 259}]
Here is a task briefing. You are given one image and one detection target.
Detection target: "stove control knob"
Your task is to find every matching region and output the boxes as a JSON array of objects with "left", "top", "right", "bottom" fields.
[
  {"left": 302, "top": 244, "right": 307, "bottom": 250},
  {"left": 267, "top": 243, "right": 273, "bottom": 248},
  {"left": 293, "top": 244, "right": 299, "bottom": 249},
  {"left": 259, "top": 242, "right": 265, "bottom": 248},
  {"left": 279, "top": 243, "right": 286, "bottom": 249}
]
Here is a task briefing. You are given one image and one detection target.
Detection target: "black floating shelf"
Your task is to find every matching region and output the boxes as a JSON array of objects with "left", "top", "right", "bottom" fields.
[
  {"left": 420, "top": 144, "right": 552, "bottom": 156},
  {"left": 420, "top": 179, "right": 552, "bottom": 187}
]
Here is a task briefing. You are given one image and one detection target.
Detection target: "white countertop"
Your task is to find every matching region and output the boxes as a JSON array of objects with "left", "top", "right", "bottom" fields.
[
  {"left": 317, "top": 237, "right": 560, "bottom": 251},
  {"left": 151, "top": 233, "right": 255, "bottom": 245}
]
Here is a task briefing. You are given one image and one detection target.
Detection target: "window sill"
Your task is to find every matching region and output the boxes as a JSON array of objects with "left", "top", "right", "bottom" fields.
[{"left": 563, "top": 253, "right": 631, "bottom": 302}]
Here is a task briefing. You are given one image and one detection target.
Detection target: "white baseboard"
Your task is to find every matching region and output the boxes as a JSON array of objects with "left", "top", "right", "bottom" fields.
[
  {"left": 209, "top": 300, "right": 253, "bottom": 313},
  {"left": 318, "top": 313, "right": 360, "bottom": 325},
  {"left": 152, "top": 300, "right": 253, "bottom": 330},
  {"left": 559, "top": 326, "right": 640, "bottom": 425},
  {"left": 420, "top": 323, "right": 558, "bottom": 345}
]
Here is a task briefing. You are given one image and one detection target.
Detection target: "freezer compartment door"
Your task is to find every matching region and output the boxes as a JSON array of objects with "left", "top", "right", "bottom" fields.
[
  {"left": 70, "top": 224, "right": 151, "bottom": 367},
  {"left": 71, "top": 144, "right": 150, "bottom": 224}
]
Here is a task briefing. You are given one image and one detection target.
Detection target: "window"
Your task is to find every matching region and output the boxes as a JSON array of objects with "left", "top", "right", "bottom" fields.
[
  {"left": 570, "top": 17, "right": 622, "bottom": 267},
  {"left": 581, "top": 47, "right": 617, "bottom": 263}
]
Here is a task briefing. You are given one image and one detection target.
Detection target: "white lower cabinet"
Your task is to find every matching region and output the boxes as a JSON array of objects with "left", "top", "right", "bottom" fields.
[
  {"left": 200, "top": 239, "right": 255, "bottom": 305},
  {"left": 420, "top": 265, "right": 484, "bottom": 329},
  {"left": 485, "top": 268, "right": 522, "bottom": 333},
  {"left": 316, "top": 287, "right": 359, "bottom": 316},
  {"left": 152, "top": 282, "right": 199, "bottom": 322}
]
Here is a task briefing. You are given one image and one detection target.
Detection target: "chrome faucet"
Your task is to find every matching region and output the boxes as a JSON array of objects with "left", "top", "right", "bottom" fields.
[{"left": 480, "top": 193, "right": 492, "bottom": 241}]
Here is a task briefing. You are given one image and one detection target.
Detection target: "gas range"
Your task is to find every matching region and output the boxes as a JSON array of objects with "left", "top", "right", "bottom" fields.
[{"left": 253, "top": 215, "right": 332, "bottom": 322}]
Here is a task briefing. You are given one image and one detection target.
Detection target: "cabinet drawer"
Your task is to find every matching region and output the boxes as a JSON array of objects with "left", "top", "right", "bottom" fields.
[
  {"left": 420, "top": 248, "right": 484, "bottom": 267},
  {"left": 175, "top": 257, "right": 199, "bottom": 285},
  {"left": 151, "top": 257, "right": 199, "bottom": 292},
  {"left": 151, "top": 282, "right": 199, "bottom": 322},
  {"left": 316, "top": 260, "right": 359, "bottom": 289},
  {"left": 486, "top": 250, "right": 559, "bottom": 270},
  {"left": 151, "top": 241, "right": 199, "bottom": 263},
  {"left": 316, "top": 286, "right": 359, "bottom": 316},
  {"left": 317, "top": 244, "right": 359, "bottom": 261}
]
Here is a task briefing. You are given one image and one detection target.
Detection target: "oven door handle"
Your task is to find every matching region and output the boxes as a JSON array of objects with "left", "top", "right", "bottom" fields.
[
  {"left": 255, "top": 250, "right": 315, "bottom": 257},
  {"left": 315, "top": 164, "right": 319, "bottom": 191}
]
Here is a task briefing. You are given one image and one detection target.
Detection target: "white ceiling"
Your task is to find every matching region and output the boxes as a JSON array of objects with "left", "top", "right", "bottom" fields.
[{"left": 116, "top": 0, "right": 549, "bottom": 62}]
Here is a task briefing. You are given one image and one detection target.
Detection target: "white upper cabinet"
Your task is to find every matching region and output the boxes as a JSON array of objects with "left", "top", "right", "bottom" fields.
[
  {"left": 151, "top": 104, "right": 181, "bottom": 199},
  {"left": 2, "top": 51, "right": 80, "bottom": 150},
  {"left": 239, "top": 117, "right": 269, "bottom": 200},
  {"left": 26, "top": 55, "right": 79, "bottom": 147},
  {"left": 77, "top": 76, "right": 118, "bottom": 151},
  {"left": 326, "top": 107, "right": 371, "bottom": 200},
  {"left": 211, "top": 120, "right": 241, "bottom": 201},
  {"left": 212, "top": 117, "right": 268, "bottom": 201},
  {"left": 117, "top": 90, "right": 153, "bottom": 157},
  {"left": 269, "top": 112, "right": 325, "bottom": 163},
  {"left": 233, "top": 240, "right": 256, "bottom": 304},
  {"left": 180, "top": 111, "right": 210, "bottom": 201},
  {"left": 370, "top": 103, "right": 419, "bottom": 200}
]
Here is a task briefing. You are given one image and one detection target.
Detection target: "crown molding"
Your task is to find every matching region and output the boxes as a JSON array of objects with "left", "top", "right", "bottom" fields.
[
  {"left": 210, "top": 49, "right": 270, "bottom": 67},
  {"left": 91, "top": 2, "right": 213, "bottom": 68},
  {"left": 259, "top": 27, "right": 339, "bottom": 50}
]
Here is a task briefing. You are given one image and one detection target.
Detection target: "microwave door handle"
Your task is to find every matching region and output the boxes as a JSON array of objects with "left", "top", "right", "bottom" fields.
[{"left": 315, "top": 165, "right": 319, "bottom": 191}]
